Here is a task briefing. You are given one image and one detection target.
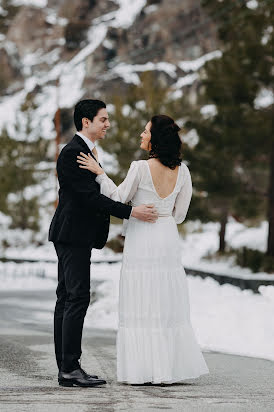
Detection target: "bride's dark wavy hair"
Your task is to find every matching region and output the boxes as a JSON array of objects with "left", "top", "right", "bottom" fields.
[{"left": 149, "top": 115, "right": 182, "bottom": 169}]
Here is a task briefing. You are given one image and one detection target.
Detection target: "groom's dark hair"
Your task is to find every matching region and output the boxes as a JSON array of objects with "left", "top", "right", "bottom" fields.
[{"left": 74, "top": 99, "right": 106, "bottom": 131}]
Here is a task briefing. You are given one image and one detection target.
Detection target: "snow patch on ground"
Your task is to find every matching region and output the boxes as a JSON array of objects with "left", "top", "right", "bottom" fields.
[
  {"left": 1, "top": 218, "right": 273, "bottom": 360},
  {"left": 181, "top": 219, "right": 272, "bottom": 280},
  {"left": 84, "top": 262, "right": 274, "bottom": 361}
]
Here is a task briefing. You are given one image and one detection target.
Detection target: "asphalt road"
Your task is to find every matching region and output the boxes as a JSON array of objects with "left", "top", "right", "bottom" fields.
[{"left": 0, "top": 289, "right": 274, "bottom": 412}]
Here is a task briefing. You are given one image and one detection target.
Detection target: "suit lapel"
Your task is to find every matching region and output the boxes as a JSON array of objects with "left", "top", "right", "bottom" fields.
[
  {"left": 73, "top": 134, "right": 102, "bottom": 166},
  {"left": 74, "top": 134, "right": 91, "bottom": 153}
]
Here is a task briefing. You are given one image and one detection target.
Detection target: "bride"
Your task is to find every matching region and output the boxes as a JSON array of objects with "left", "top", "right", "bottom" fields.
[{"left": 77, "top": 114, "right": 209, "bottom": 384}]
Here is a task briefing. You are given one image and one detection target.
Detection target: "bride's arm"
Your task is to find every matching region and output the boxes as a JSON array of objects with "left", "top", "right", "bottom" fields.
[
  {"left": 96, "top": 162, "right": 140, "bottom": 203},
  {"left": 77, "top": 152, "right": 140, "bottom": 203},
  {"left": 172, "top": 164, "right": 192, "bottom": 224}
]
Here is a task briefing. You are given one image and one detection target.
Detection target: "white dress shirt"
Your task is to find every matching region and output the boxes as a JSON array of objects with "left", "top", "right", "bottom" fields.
[{"left": 76, "top": 131, "right": 96, "bottom": 153}]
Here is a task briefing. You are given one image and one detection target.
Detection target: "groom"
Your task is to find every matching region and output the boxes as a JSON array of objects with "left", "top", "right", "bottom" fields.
[{"left": 49, "top": 99, "right": 158, "bottom": 387}]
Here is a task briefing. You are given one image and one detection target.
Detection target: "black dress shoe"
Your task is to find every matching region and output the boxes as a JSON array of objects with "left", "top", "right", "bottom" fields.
[
  {"left": 58, "top": 369, "right": 98, "bottom": 382},
  {"left": 59, "top": 368, "right": 106, "bottom": 387},
  {"left": 79, "top": 368, "right": 98, "bottom": 380}
]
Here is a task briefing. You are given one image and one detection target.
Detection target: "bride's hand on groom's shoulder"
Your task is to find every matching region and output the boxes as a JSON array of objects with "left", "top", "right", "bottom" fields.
[
  {"left": 131, "top": 204, "right": 158, "bottom": 223},
  {"left": 76, "top": 152, "right": 104, "bottom": 175}
]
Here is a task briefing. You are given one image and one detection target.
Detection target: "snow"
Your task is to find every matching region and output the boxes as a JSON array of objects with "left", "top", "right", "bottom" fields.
[
  {"left": 4, "top": 40, "right": 19, "bottom": 58},
  {"left": 97, "top": 145, "right": 120, "bottom": 175},
  {"left": 1, "top": 217, "right": 274, "bottom": 361},
  {"left": 83, "top": 218, "right": 274, "bottom": 361},
  {"left": 0, "top": 0, "right": 273, "bottom": 365},
  {"left": 102, "top": 39, "right": 114, "bottom": 49},
  {"left": 261, "top": 26, "right": 273, "bottom": 46},
  {"left": 45, "top": 10, "right": 68, "bottom": 27},
  {"left": 106, "top": 103, "right": 115, "bottom": 114},
  {"left": 247, "top": 0, "right": 258, "bottom": 9},
  {"left": 181, "top": 219, "right": 273, "bottom": 280},
  {"left": 189, "top": 276, "right": 274, "bottom": 361},
  {"left": 110, "top": 61, "right": 177, "bottom": 85},
  {"left": 0, "top": 90, "right": 27, "bottom": 138},
  {"left": 169, "top": 89, "right": 183, "bottom": 100},
  {"left": 178, "top": 50, "right": 222, "bottom": 72},
  {"left": 23, "top": 48, "right": 61, "bottom": 69},
  {"left": 70, "top": 24, "right": 107, "bottom": 67},
  {"left": 58, "top": 62, "right": 86, "bottom": 109},
  {"left": 254, "top": 88, "right": 274, "bottom": 109},
  {"left": 174, "top": 73, "right": 198, "bottom": 88},
  {"left": 0, "top": 6, "right": 8, "bottom": 16},
  {"left": 0, "top": 210, "right": 271, "bottom": 281},
  {"left": 2, "top": 257, "right": 273, "bottom": 361},
  {"left": 227, "top": 220, "right": 267, "bottom": 253},
  {"left": 182, "top": 128, "right": 199, "bottom": 148},
  {"left": 144, "top": 5, "right": 159, "bottom": 14},
  {"left": 0, "top": 7, "right": 112, "bottom": 137},
  {"left": 0, "top": 0, "right": 221, "bottom": 148},
  {"left": 0, "top": 12, "right": 106, "bottom": 137},
  {"left": 11, "top": 0, "right": 47, "bottom": 6},
  {"left": 84, "top": 262, "right": 274, "bottom": 361},
  {"left": 21, "top": 50, "right": 43, "bottom": 68},
  {"left": 110, "top": 64, "right": 140, "bottom": 85},
  {"left": 0, "top": 56, "right": 86, "bottom": 140},
  {"left": 200, "top": 104, "right": 217, "bottom": 118},
  {"left": 111, "top": 0, "right": 147, "bottom": 28},
  {"left": 122, "top": 104, "right": 131, "bottom": 116},
  {"left": 0, "top": 221, "right": 122, "bottom": 262},
  {"left": 0, "top": 261, "right": 56, "bottom": 290},
  {"left": 135, "top": 100, "right": 146, "bottom": 110}
]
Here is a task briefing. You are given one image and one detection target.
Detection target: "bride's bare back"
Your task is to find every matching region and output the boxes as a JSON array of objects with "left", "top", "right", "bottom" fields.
[{"left": 147, "top": 158, "right": 179, "bottom": 199}]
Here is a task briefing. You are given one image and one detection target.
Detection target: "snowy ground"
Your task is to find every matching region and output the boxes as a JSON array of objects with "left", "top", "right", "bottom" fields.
[
  {"left": 0, "top": 218, "right": 273, "bottom": 362},
  {"left": 85, "top": 264, "right": 274, "bottom": 362}
]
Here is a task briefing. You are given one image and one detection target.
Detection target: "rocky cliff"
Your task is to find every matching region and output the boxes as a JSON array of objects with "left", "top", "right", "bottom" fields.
[{"left": 0, "top": 0, "right": 219, "bottom": 142}]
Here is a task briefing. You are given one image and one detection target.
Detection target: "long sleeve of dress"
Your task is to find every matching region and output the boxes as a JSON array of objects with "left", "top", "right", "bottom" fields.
[
  {"left": 95, "top": 161, "right": 140, "bottom": 203},
  {"left": 172, "top": 164, "right": 192, "bottom": 224}
]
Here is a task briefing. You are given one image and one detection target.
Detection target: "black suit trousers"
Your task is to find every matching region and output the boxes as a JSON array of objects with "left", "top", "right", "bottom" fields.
[{"left": 54, "top": 243, "right": 92, "bottom": 372}]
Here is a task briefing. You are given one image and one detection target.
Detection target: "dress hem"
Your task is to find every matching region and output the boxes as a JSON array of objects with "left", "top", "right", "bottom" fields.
[{"left": 117, "top": 370, "right": 210, "bottom": 385}]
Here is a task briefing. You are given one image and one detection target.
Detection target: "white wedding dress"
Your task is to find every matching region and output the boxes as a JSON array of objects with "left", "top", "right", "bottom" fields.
[{"left": 95, "top": 160, "right": 209, "bottom": 384}]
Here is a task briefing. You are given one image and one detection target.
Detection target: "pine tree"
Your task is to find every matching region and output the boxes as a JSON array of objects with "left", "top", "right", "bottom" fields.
[
  {"left": 100, "top": 72, "right": 181, "bottom": 183},
  {"left": 0, "top": 94, "right": 50, "bottom": 232},
  {"left": 192, "top": 0, "right": 273, "bottom": 252}
]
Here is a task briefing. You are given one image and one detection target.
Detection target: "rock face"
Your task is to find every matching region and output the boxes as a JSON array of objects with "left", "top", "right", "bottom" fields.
[
  {"left": 1, "top": 0, "right": 217, "bottom": 81},
  {"left": 0, "top": 0, "right": 218, "bottom": 136},
  {"left": 6, "top": 6, "right": 64, "bottom": 58},
  {"left": 79, "top": 0, "right": 218, "bottom": 99},
  {"left": 0, "top": 47, "right": 21, "bottom": 93},
  {"left": 108, "top": 0, "right": 217, "bottom": 64}
]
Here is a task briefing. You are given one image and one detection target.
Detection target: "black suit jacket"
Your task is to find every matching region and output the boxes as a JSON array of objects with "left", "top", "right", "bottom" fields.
[{"left": 48, "top": 134, "right": 132, "bottom": 248}]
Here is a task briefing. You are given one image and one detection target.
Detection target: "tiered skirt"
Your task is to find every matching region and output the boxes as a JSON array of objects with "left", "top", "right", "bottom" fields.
[{"left": 117, "top": 216, "right": 209, "bottom": 384}]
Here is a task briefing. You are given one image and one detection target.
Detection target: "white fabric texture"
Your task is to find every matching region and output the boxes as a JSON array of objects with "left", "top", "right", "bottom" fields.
[{"left": 96, "top": 160, "right": 209, "bottom": 384}]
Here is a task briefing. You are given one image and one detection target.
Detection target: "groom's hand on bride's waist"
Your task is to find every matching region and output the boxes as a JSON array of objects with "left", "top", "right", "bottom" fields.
[{"left": 131, "top": 204, "right": 158, "bottom": 222}]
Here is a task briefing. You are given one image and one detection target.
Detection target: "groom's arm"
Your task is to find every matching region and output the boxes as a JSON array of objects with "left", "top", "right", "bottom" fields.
[{"left": 58, "top": 148, "right": 132, "bottom": 220}]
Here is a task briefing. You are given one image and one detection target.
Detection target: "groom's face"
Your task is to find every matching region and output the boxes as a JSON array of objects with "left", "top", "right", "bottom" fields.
[{"left": 85, "top": 108, "right": 110, "bottom": 141}]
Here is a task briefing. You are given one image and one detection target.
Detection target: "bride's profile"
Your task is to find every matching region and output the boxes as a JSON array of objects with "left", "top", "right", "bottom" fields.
[{"left": 77, "top": 114, "right": 209, "bottom": 384}]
